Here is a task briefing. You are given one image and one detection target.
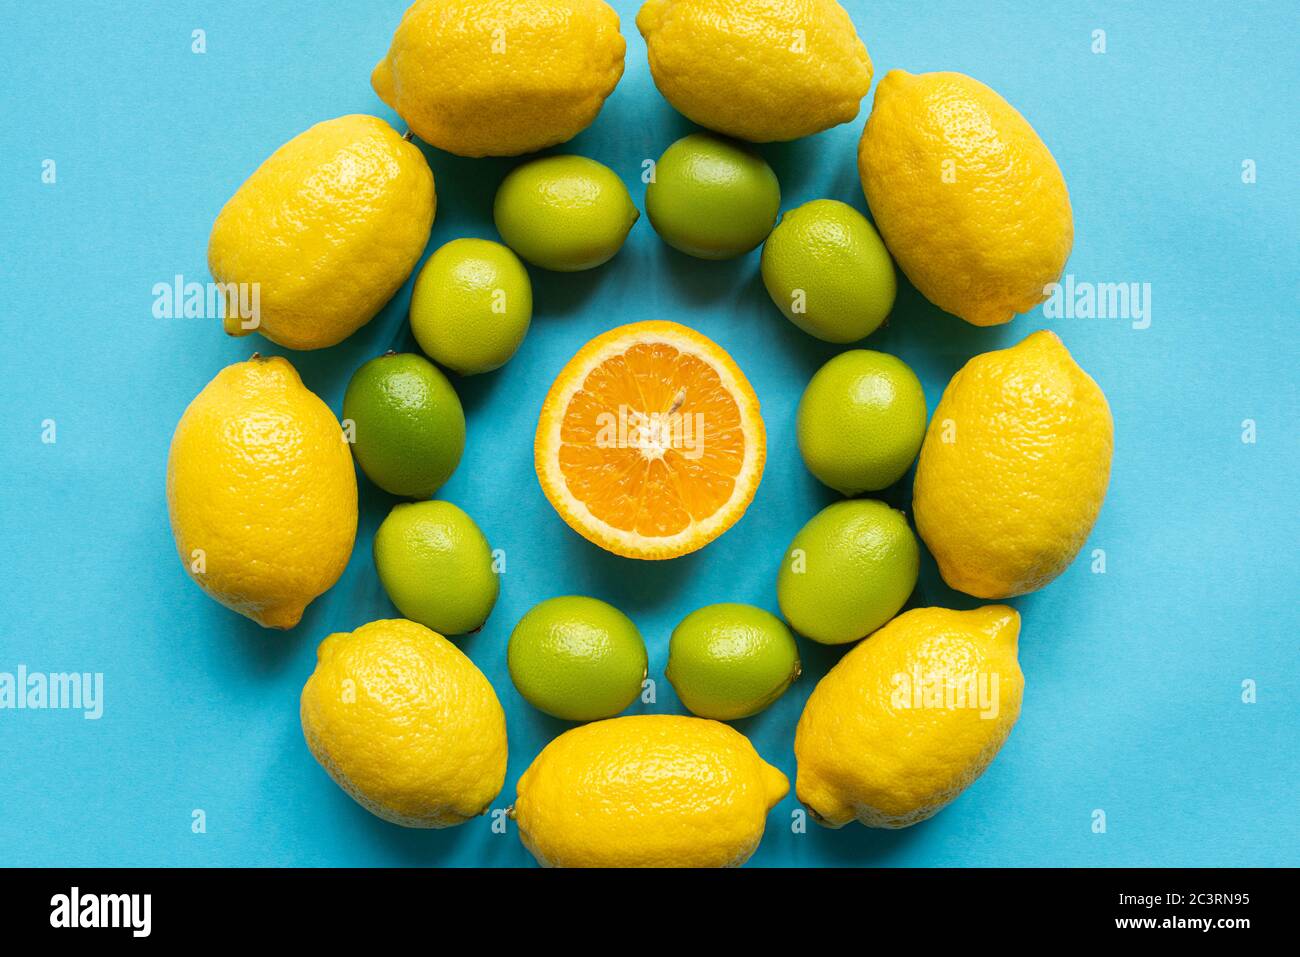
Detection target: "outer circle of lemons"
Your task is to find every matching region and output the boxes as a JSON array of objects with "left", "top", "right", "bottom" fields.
[
  {"left": 637, "top": 0, "right": 873, "bottom": 142},
  {"left": 372, "top": 0, "right": 626, "bottom": 157},
  {"left": 179, "top": 4, "right": 1103, "bottom": 859},
  {"left": 166, "top": 356, "right": 358, "bottom": 629},
  {"left": 858, "top": 70, "right": 1073, "bottom": 327},
  {"left": 534, "top": 320, "right": 766, "bottom": 560},
  {"left": 208, "top": 115, "right": 435, "bottom": 350},
  {"left": 300, "top": 618, "right": 508, "bottom": 828}
]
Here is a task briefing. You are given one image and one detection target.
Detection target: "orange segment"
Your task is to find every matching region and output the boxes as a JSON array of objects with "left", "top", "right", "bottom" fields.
[{"left": 536, "top": 321, "right": 766, "bottom": 559}]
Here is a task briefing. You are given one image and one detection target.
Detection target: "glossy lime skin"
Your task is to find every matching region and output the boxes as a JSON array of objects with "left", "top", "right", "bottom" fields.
[
  {"left": 508, "top": 596, "right": 647, "bottom": 722},
  {"left": 410, "top": 238, "right": 533, "bottom": 375},
  {"left": 760, "top": 199, "right": 897, "bottom": 342},
  {"left": 342, "top": 352, "right": 465, "bottom": 499},
  {"left": 797, "top": 350, "right": 927, "bottom": 495},
  {"left": 666, "top": 603, "right": 800, "bottom": 720},
  {"left": 777, "top": 499, "right": 919, "bottom": 645},
  {"left": 493, "top": 155, "right": 639, "bottom": 272},
  {"left": 373, "top": 500, "right": 499, "bottom": 636},
  {"left": 645, "top": 133, "right": 781, "bottom": 260}
]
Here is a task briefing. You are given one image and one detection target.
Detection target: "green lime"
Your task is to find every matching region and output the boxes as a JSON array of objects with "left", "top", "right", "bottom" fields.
[
  {"left": 760, "top": 199, "right": 897, "bottom": 342},
  {"left": 777, "top": 500, "right": 919, "bottom": 645},
  {"left": 409, "top": 238, "right": 533, "bottom": 375},
  {"left": 666, "top": 603, "right": 800, "bottom": 720},
  {"left": 373, "top": 501, "right": 499, "bottom": 635},
  {"left": 507, "top": 596, "right": 647, "bottom": 722},
  {"left": 493, "top": 155, "right": 639, "bottom": 272},
  {"left": 342, "top": 352, "right": 465, "bottom": 499},
  {"left": 797, "top": 350, "right": 927, "bottom": 495},
  {"left": 645, "top": 133, "right": 780, "bottom": 260}
]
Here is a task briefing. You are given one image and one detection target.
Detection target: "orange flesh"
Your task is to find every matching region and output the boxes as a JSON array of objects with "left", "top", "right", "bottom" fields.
[{"left": 557, "top": 342, "right": 746, "bottom": 538}]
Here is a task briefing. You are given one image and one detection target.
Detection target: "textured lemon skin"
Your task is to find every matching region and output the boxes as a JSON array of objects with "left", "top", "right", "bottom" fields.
[
  {"left": 300, "top": 619, "right": 508, "bottom": 828},
  {"left": 858, "top": 71, "right": 1073, "bottom": 327},
  {"left": 514, "top": 714, "right": 788, "bottom": 867},
  {"left": 637, "top": 0, "right": 871, "bottom": 142},
  {"left": 913, "top": 331, "right": 1113, "bottom": 598},
  {"left": 795, "top": 606, "right": 1024, "bottom": 829},
  {"left": 166, "top": 357, "right": 357, "bottom": 629},
  {"left": 208, "top": 115, "right": 435, "bottom": 350},
  {"left": 372, "top": 0, "right": 626, "bottom": 158}
]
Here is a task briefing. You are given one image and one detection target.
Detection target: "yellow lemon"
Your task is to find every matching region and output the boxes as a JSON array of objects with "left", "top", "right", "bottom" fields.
[
  {"left": 913, "top": 331, "right": 1113, "bottom": 598},
  {"left": 166, "top": 356, "right": 357, "bottom": 629},
  {"left": 795, "top": 606, "right": 1024, "bottom": 829},
  {"left": 301, "top": 619, "right": 508, "bottom": 827},
  {"left": 637, "top": 0, "right": 872, "bottom": 142},
  {"left": 372, "top": 0, "right": 626, "bottom": 157},
  {"left": 513, "top": 714, "right": 788, "bottom": 867},
  {"left": 208, "top": 114, "right": 435, "bottom": 350},
  {"left": 858, "top": 71, "right": 1073, "bottom": 327}
]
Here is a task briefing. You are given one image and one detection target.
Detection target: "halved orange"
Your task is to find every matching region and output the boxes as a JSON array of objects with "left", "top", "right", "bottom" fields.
[{"left": 535, "top": 320, "right": 766, "bottom": 560}]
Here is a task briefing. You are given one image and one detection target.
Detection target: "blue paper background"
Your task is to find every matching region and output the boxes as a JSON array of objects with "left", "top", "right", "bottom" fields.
[{"left": 2, "top": 1, "right": 1296, "bottom": 867}]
